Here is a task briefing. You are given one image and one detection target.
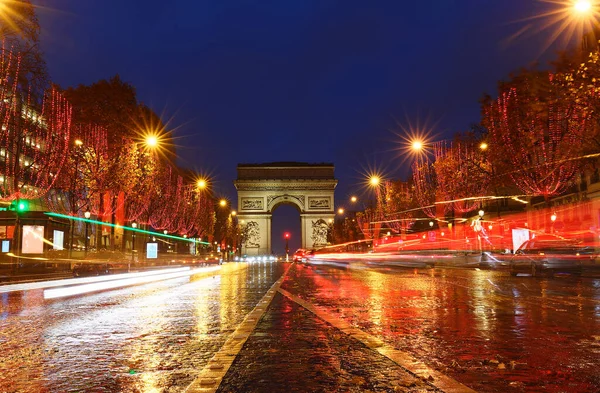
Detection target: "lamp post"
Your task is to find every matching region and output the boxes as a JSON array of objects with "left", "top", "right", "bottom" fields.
[
  {"left": 84, "top": 211, "right": 91, "bottom": 257},
  {"left": 478, "top": 210, "right": 484, "bottom": 253},
  {"left": 131, "top": 222, "right": 137, "bottom": 270},
  {"left": 284, "top": 232, "right": 290, "bottom": 261}
]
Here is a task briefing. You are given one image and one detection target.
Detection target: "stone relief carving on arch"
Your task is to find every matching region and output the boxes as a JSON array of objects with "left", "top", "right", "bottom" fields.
[
  {"left": 308, "top": 197, "right": 331, "bottom": 210},
  {"left": 241, "top": 198, "right": 264, "bottom": 210},
  {"left": 244, "top": 221, "right": 261, "bottom": 248},
  {"left": 311, "top": 219, "right": 329, "bottom": 247}
]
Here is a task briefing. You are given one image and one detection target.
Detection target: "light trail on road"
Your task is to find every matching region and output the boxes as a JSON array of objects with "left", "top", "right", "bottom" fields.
[
  {"left": 43, "top": 266, "right": 221, "bottom": 299},
  {"left": 0, "top": 266, "right": 214, "bottom": 294}
]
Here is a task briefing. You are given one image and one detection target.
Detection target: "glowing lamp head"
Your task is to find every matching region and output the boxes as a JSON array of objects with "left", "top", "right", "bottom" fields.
[
  {"left": 338, "top": 208, "right": 345, "bottom": 215},
  {"left": 219, "top": 199, "right": 227, "bottom": 207},
  {"left": 411, "top": 140, "right": 423, "bottom": 152},
  {"left": 145, "top": 135, "right": 159, "bottom": 147},
  {"left": 84, "top": 211, "right": 91, "bottom": 219},
  {"left": 284, "top": 232, "right": 290, "bottom": 239},
  {"left": 197, "top": 179, "right": 207, "bottom": 189},
  {"left": 351, "top": 196, "right": 357, "bottom": 203},
  {"left": 479, "top": 142, "right": 488, "bottom": 151},
  {"left": 574, "top": 0, "right": 592, "bottom": 14},
  {"left": 132, "top": 222, "right": 137, "bottom": 229},
  {"left": 551, "top": 213, "right": 557, "bottom": 222},
  {"left": 231, "top": 210, "right": 237, "bottom": 216},
  {"left": 478, "top": 210, "right": 484, "bottom": 217},
  {"left": 369, "top": 176, "right": 380, "bottom": 187},
  {"left": 74, "top": 139, "right": 83, "bottom": 146}
]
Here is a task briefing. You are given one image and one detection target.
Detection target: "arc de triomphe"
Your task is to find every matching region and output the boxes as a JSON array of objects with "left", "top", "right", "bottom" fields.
[{"left": 234, "top": 162, "right": 337, "bottom": 256}]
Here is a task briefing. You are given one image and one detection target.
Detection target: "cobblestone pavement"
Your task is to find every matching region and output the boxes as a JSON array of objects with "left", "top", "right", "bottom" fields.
[
  {"left": 0, "top": 262, "right": 286, "bottom": 393},
  {"left": 278, "top": 263, "right": 600, "bottom": 393},
  {"left": 217, "top": 292, "right": 441, "bottom": 393}
]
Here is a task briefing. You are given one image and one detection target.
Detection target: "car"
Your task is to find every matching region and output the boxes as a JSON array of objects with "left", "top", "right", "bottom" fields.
[
  {"left": 72, "top": 262, "right": 110, "bottom": 277},
  {"left": 293, "top": 249, "right": 306, "bottom": 262},
  {"left": 508, "top": 237, "right": 591, "bottom": 277}
]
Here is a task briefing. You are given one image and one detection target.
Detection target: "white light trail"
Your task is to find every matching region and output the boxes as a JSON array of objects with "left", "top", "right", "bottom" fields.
[{"left": 43, "top": 266, "right": 221, "bottom": 299}]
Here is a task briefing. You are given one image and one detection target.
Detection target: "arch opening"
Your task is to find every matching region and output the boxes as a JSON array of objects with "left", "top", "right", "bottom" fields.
[{"left": 271, "top": 204, "right": 301, "bottom": 255}]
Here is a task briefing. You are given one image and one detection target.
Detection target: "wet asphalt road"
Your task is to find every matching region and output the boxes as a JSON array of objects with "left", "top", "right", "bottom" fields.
[
  {"left": 1, "top": 261, "right": 599, "bottom": 392},
  {"left": 0, "top": 262, "right": 285, "bottom": 393},
  {"left": 282, "top": 264, "right": 600, "bottom": 393}
]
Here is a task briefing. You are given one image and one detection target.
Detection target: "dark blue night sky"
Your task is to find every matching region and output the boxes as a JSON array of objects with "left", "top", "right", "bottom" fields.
[{"left": 37, "top": 1, "right": 568, "bottom": 253}]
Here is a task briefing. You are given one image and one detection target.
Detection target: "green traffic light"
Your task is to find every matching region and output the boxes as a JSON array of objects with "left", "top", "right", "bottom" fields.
[{"left": 15, "top": 200, "right": 29, "bottom": 212}]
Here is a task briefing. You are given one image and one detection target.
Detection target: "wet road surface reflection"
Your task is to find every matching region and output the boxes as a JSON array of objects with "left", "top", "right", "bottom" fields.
[
  {"left": 0, "top": 262, "right": 285, "bottom": 393},
  {"left": 282, "top": 264, "right": 600, "bottom": 393}
]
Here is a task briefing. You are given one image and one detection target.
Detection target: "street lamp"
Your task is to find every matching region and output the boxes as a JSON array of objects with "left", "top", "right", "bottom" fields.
[
  {"left": 197, "top": 179, "right": 207, "bottom": 189},
  {"left": 550, "top": 212, "right": 557, "bottom": 233},
  {"left": 411, "top": 140, "right": 424, "bottom": 152},
  {"left": 478, "top": 210, "right": 484, "bottom": 219},
  {"left": 369, "top": 176, "right": 380, "bottom": 187},
  {"left": 338, "top": 207, "right": 345, "bottom": 215},
  {"left": 84, "top": 211, "right": 91, "bottom": 257},
  {"left": 574, "top": 0, "right": 592, "bottom": 14},
  {"left": 131, "top": 222, "right": 137, "bottom": 269},
  {"left": 145, "top": 135, "right": 158, "bottom": 148},
  {"left": 350, "top": 196, "right": 357, "bottom": 203},
  {"left": 284, "top": 232, "right": 290, "bottom": 261},
  {"left": 219, "top": 199, "right": 227, "bottom": 207}
]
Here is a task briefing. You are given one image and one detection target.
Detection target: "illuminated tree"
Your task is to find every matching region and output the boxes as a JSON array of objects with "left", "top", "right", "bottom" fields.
[
  {"left": 356, "top": 208, "right": 379, "bottom": 239},
  {"left": 63, "top": 75, "right": 138, "bottom": 147},
  {"left": 482, "top": 71, "right": 589, "bottom": 202},
  {"left": 0, "top": 0, "right": 49, "bottom": 95},
  {"left": 194, "top": 188, "right": 215, "bottom": 239},
  {"left": 0, "top": 46, "right": 72, "bottom": 203},
  {"left": 556, "top": 50, "right": 600, "bottom": 153},
  {"left": 380, "top": 179, "right": 415, "bottom": 233},
  {"left": 433, "top": 139, "right": 490, "bottom": 213},
  {"left": 411, "top": 156, "right": 438, "bottom": 219}
]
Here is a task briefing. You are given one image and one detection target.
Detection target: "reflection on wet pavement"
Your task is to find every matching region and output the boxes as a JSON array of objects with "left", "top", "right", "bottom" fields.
[
  {"left": 218, "top": 292, "right": 441, "bottom": 393},
  {"left": 0, "top": 262, "right": 286, "bottom": 393},
  {"left": 281, "top": 264, "right": 600, "bottom": 393}
]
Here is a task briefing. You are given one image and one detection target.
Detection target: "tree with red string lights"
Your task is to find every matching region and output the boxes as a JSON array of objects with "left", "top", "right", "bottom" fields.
[
  {"left": 411, "top": 156, "right": 438, "bottom": 219},
  {"left": 46, "top": 124, "right": 109, "bottom": 255},
  {"left": 555, "top": 50, "right": 600, "bottom": 154},
  {"left": 0, "top": 45, "right": 72, "bottom": 264},
  {"left": 432, "top": 139, "right": 490, "bottom": 214},
  {"left": 355, "top": 208, "right": 379, "bottom": 239},
  {"left": 482, "top": 70, "right": 589, "bottom": 203},
  {"left": 380, "top": 179, "right": 415, "bottom": 234},
  {"left": 194, "top": 185, "right": 215, "bottom": 240},
  {"left": 0, "top": 0, "right": 49, "bottom": 97}
]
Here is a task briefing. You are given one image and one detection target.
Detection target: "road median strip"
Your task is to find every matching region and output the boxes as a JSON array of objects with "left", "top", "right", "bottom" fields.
[
  {"left": 184, "top": 264, "right": 291, "bottom": 393},
  {"left": 278, "top": 287, "right": 477, "bottom": 393}
]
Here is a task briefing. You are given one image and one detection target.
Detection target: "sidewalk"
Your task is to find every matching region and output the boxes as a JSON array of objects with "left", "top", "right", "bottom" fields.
[{"left": 215, "top": 292, "right": 441, "bottom": 393}]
